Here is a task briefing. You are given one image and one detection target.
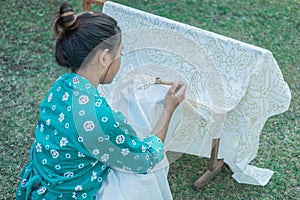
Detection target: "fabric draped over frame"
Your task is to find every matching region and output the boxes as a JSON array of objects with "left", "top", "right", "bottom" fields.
[{"left": 99, "top": 1, "right": 291, "bottom": 186}]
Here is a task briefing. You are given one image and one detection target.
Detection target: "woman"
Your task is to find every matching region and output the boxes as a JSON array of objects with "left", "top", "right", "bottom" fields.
[{"left": 16, "top": 2, "right": 186, "bottom": 199}]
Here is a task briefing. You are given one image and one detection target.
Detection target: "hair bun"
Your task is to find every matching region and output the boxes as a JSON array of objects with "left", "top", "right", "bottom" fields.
[{"left": 58, "top": 2, "right": 77, "bottom": 29}]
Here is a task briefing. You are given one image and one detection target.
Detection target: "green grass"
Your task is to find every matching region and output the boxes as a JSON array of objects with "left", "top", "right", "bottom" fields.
[{"left": 0, "top": 0, "right": 299, "bottom": 199}]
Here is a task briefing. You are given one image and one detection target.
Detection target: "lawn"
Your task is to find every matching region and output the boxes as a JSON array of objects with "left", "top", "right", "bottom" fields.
[{"left": 0, "top": 0, "right": 299, "bottom": 199}]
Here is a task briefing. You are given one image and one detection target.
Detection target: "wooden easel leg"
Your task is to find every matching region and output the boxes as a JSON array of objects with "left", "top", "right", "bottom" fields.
[
  {"left": 83, "top": 0, "right": 107, "bottom": 11},
  {"left": 83, "top": 0, "right": 92, "bottom": 11},
  {"left": 193, "top": 138, "right": 225, "bottom": 191}
]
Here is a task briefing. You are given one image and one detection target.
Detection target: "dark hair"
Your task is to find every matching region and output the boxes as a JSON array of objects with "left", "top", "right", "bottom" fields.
[{"left": 53, "top": 2, "right": 121, "bottom": 71}]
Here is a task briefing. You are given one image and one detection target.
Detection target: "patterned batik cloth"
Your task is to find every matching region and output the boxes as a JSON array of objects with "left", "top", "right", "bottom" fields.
[
  {"left": 101, "top": 2, "right": 291, "bottom": 186},
  {"left": 16, "top": 73, "right": 165, "bottom": 200}
]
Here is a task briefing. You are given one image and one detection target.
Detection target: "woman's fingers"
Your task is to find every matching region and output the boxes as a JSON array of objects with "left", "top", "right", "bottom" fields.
[
  {"left": 174, "top": 83, "right": 187, "bottom": 103},
  {"left": 169, "top": 81, "right": 180, "bottom": 94},
  {"left": 164, "top": 81, "right": 187, "bottom": 113},
  {"left": 168, "top": 82, "right": 187, "bottom": 102}
]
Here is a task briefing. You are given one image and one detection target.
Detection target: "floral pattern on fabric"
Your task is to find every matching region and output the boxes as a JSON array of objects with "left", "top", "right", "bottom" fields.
[{"left": 17, "top": 73, "right": 165, "bottom": 200}]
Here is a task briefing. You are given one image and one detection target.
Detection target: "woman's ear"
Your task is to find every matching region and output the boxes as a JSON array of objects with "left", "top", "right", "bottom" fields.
[{"left": 98, "top": 49, "right": 111, "bottom": 68}]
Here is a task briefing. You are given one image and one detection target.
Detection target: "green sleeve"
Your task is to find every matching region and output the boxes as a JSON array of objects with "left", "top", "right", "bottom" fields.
[{"left": 73, "top": 91, "right": 165, "bottom": 174}]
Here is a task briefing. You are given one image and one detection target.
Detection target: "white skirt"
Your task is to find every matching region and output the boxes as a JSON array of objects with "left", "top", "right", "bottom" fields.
[{"left": 96, "top": 158, "right": 173, "bottom": 200}]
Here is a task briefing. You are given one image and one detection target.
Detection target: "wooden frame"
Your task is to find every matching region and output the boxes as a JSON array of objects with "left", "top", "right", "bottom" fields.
[
  {"left": 83, "top": 0, "right": 106, "bottom": 11},
  {"left": 193, "top": 138, "right": 225, "bottom": 191}
]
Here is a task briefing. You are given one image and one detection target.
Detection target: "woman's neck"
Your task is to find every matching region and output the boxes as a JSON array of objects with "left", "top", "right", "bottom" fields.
[{"left": 76, "top": 64, "right": 101, "bottom": 88}]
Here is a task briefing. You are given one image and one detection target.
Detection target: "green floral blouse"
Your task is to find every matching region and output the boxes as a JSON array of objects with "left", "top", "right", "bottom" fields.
[{"left": 17, "top": 73, "right": 165, "bottom": 200}]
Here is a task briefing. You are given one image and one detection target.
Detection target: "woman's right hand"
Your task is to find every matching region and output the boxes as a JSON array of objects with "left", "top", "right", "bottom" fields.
[{"left": 164, "top": 81, "right": 187, "bottom": 114}]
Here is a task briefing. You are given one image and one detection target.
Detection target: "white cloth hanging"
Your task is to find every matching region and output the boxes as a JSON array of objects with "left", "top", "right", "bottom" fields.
[
  {"left": 96, "top": 157, "right": 172, "bottom": 200},
  {"left": 99, "top": 1, "right": 291, "bottom": 186}
]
